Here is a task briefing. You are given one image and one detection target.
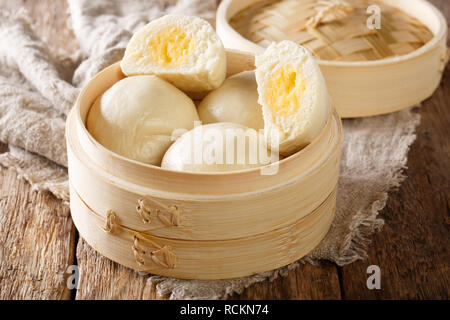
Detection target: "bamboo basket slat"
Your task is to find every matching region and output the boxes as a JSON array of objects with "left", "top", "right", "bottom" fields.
[
  {"left": 70, "top": 185, "right": 337, "bottom": 280},
  {"left": 216, "top": 0, "right": 449, "bottom": 118},
  {"left": 67, "top": 49, "right": 343, "bottom": 279}
]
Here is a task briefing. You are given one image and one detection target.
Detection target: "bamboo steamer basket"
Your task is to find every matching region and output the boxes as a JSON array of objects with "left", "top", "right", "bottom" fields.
[
  {"left": 217, "top": 0, "right": 449, "bottom": 118},
  {"left": 67, "top": 50, "right": 342, "bottom": 280}
]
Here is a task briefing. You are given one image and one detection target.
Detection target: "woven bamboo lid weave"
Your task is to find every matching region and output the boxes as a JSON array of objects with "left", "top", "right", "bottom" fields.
[{"left": 229, "top": 0, "right": 434, "bottom": 61}]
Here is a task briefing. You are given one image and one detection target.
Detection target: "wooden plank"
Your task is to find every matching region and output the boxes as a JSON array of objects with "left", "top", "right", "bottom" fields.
[
  {"left": 0, "top": 166, "right": 76, "bottom": 300},
  {"left": 75, "top": 239, "right": 161, "bottom": 300},
  {"left": 339, "top": 0, "right": 450, "bottom": 299},
  {"left": 232, "top": 261, "right": 341, "bottom": 299}
]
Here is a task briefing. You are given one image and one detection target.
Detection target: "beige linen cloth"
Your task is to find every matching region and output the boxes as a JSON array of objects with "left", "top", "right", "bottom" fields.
[{"left": 0, "top": 0, "right": 422, "bottom": 299}]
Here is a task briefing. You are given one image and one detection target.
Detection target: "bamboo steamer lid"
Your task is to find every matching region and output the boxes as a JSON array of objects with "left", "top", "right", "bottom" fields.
[{"left": 217, "top": 0, "right": 449, "bottom": 118}]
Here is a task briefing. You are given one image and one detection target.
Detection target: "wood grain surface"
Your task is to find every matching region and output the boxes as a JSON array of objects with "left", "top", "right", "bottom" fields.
[
  {"left": 0, "top": 167, "right": 75, "bottom": 300},
  {"left": 0, "top": 0, "right": 448, "bottom": 300}
]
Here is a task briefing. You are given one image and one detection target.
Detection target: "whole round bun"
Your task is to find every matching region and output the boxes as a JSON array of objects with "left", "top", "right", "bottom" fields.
[
  {"left": 198, "top": 71, "right": 264, "bottom": 130},
  {"left": 87, "top": 75, "right": 199, "bottom": 165},
  {"left": 161, "top": 122, "right": 270, "bottom": 173}
]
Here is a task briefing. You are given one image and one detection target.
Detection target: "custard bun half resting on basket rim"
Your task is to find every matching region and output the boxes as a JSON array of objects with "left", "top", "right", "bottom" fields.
[
  {"left": 121, "top": 14, "right": 227, "bottom": 93},
  {"left": 255, "top": 40, "right": 330, "bottom": 156},
  {"left": 86, "top": 75, "right": 199, "bottom": 166}
]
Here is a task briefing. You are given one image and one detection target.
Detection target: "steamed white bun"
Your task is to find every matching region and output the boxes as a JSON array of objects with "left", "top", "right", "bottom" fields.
[
  {"left": 121, "top": 14, "right": 226, "bottom": 93},
  {"left": 255, "top": 41, "right": 330, "bottom": 156},
  {"left": 161, "top": 122, "right": 271, "bottom": 173},
  {"left": 87, "top": 75, "right": 199, "bottom": 165},
  {"left": 198, "top": 71, "right": 264, "bottom": 130}
]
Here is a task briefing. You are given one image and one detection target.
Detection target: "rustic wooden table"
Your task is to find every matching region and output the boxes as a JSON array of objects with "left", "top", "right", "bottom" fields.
[{"left": 0, "top": 0, "right": 448, "bottom": 300}]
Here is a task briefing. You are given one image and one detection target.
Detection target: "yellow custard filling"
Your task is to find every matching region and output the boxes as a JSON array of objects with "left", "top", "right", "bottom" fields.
[
  {"left": 146, "top": 27, "right": 193, "bottom": 66},
  {"left": 265, "top": 66, "right": 306, "bottom": 116}
]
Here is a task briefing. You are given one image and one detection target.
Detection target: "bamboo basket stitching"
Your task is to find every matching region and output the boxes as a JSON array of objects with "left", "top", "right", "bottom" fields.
[
  {"left": 77, "top": 196, "right": 178, "bottom": 269},
  {"left": 102, "top": 210, "right": 117, "bottom": 234},
  {"left": 136, "top": 197, "right": 183, "bottom": 227},
  {"left": 229, "top": 0, "right": 434, "bottom": 61},
  {"left": 132, "top": 236, "right": 145, "bottom": 266},
  {"left": 136, "top": 198, "right": 154, "bottom": 224},
  {"left": 132, "top": 235, "right": 177, "bottom": 269},
  {"left": 150, "top": 244, "right": 177, "bottom": 269}
]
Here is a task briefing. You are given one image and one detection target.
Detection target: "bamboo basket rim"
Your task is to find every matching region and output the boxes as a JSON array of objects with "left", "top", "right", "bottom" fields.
[
  {"left": 217, "top": 0, "right": 448, "bottom": 68},
  {"left": 68, "top": 104, "right": 340, "bottom": 200},
  {"left": 73, "top": 60, "right": 341, "bottom": 179}
]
